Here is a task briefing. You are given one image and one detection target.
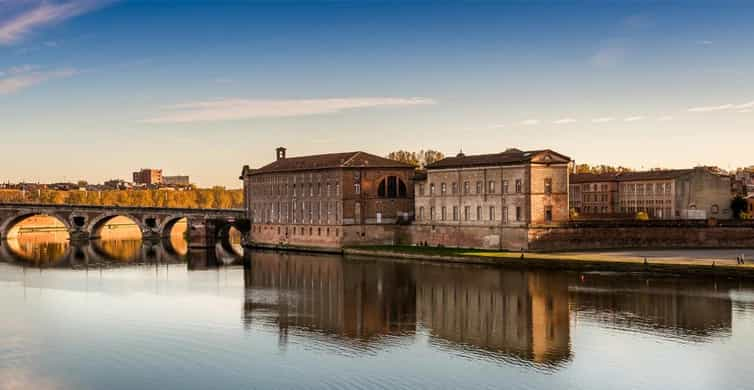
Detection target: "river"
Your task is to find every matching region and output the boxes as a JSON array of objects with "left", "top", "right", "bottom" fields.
[{"left": 1, "top": 234, "right": 753, "bottom": 389}]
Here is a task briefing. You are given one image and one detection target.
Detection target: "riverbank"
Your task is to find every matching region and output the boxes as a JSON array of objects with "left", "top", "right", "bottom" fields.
[{"left": 343, "top": 245, "right": 754, "bottom": 278}]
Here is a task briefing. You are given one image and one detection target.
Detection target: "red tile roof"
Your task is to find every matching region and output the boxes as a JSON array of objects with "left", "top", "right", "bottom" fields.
[
  {"left": 248, "top": 151, "right": 414, "bottom": 175},
  {"left": 570, "top": 169, "right": 696, "bottom": 183},
  {"left": 426, "top": 149, "right": 570, "bottom": 170}
]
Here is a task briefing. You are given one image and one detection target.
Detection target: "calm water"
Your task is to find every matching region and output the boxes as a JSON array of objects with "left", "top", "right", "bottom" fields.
[{"left": 2, "top": 236, "right": 754, "bottom": 389}]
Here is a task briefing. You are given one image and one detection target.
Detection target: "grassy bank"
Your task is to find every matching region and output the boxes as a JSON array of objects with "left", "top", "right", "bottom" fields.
[{"left": 344, "top": 245, "right": 754, "bottom": 278}]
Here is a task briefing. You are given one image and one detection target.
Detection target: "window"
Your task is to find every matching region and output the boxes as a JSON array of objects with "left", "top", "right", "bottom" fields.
[
  {"left": 711, "top": 204, "right": 720, "bottom": 214},
  {"left": 354, "top": 183, "right": 361, "bottom": 194},
  {"left": 430, "top": 183, "right": 435, "bottom": 195},
  {"left": 503, "top": 180, "right": 509, "bottom": 194},
  {"left": 453, "top": 206, "right": 459, "bottom": 221},
  {"left": 441, "top": 183, "right": 447, "bottom": 195},
  {"left": 419, "top": 184, "right": 425, "bottom": 196},
  {"left": 419, "top": 206, "right": 424, "bottom": 220},
  {"left": 476, "top": 206, "right": 482, "bottom": 220},
  {"left": 441, "top": 206, "right": 447, "bottom": 221},
  {"left": 430, "top": 207, "right": 435, "bottom": 220},
  {"left": 515, "top": 179, "right": 522, "bottom": 193},
  {"left": 463, "top": 181, "right": 469, "bottom": 194},
  {"left": 452, "top": 182, "right": 457, "bottom": 194},
  {"left": 544, "top": 178, "right": 552, "bottom": 195},
  {"left": 464, "top": 206, "right": 470, "bottom": 221},
  {"left": 377, "top": 176, "right": 407, "bottom": 198},
  {"left": 488, "top": 181, "right": 495, "bottom": 193},
  {"left": 545, "top": 206, "right": 553, "bottom": 223},
  {"left": 489, "top": 206, "right": 495, "bottom": 221},
  {"left": 516, "top": 206, "right": 522, "bottom": 221},
  {"left": 503, "top": 207, "right": 508, "bottom": 223},
  {"left": 476, "top": 181, "right": 482, "bottom": 194}
]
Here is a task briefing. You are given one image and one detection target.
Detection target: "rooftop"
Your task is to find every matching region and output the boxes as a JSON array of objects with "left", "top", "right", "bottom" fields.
[
  {"left": 426, "top": 148, "right": 571, "bottom": 170},
  {"left": 247, "top": 151, "right": 414, "bottom": 175}
]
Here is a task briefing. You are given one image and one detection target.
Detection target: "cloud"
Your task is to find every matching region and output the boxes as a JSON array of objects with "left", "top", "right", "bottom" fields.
[
  {"left": 687, "top": 100, "right": 754, "bottom": 112},
  {"left": 487, "top": 124, "right": 506, "bottom": 129},
  {"left": 0, "top": 0, "right": 108, "bottom": 45},
  {"left": 142, "top": 97, "right": 436, "bottom": 124},
  {"left": 739, "top": 109, "right": 752, "bottom": 113},
  {"left": 552, "top": 118, "right": 576, "bottom": 124},
  {"left": 623, "top": 116, "right": 643, "bottom": 122},
  {"left": 520, "top": 119, "right": 539, "bottom": 126},
  {"left": 590, "top": 47, "right": 626, "bottom": 68},
  {"left": 591, "top": 117, "right": 615, "bottom": 123},
  {"left": 0, "top": 66, "right": 77, "bottom": 94},
  {"left": 696, "top": 40, "right": 713, "bottom": 45},
  {"left": 658, "top": 115, "right": 674, "bottom": 121}
]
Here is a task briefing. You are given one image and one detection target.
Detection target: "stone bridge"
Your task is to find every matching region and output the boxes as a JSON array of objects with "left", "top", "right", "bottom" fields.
[{"left": 0, "top": 203, "right": 249, "bottom": 248}]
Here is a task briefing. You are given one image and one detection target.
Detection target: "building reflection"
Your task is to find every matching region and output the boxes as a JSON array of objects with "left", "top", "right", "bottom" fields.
[
  {"left": 242, "top": 253, "right": 572, "bottom": 366},
  {"left": 570, "top": 274, "right": 733, "bottom": 340},
  {"left": 415, "top": 266, "right": 571, "bottom": 366}
]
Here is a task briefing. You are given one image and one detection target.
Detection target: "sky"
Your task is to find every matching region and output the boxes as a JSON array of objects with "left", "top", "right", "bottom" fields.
[{"left": 1, "top": 0, "right": 754, "bottom": 188}]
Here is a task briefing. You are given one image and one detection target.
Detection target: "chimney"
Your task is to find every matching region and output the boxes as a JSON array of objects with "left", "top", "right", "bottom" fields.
[{"left": 276, "top": 147, "right": 287, "bottom": 161}]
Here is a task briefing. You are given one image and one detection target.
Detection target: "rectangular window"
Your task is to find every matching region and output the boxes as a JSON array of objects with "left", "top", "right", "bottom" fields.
[
  {"left": 463, "top": 181, "right": 469, "bottom": 194},
  {"left": 419, "top": 206, "right": 424, "bottom": 220},
  {"left": 452, "top": 182, "right": 457, "bottom": 194},
  {"left": 354, "top": 183, "right": 361, "bottom": 194},
  {"left": 544, "top": 178, "right": 552, "bottom": 195},
  {"left": 488, "top": 181, "right": 495, "bottom": 193},
  {"left": 476, "top": 206, "right": 482, "bottom": 220},
  {"left": 419, "top": 184, "right": 425, "bottom": 196},
  {"left": 441, "top": 183, "right": 447, "bottom": 195},
  {"left": 503, "top": 180, "right": 509, "bottom": 194},
  {"left": 441, "top": 206, "right": 447, "bottom": 221},
  {"left": 489, "top": 206, "right": 495, "bottom": 221},
  {"left": 516, "top": 206, "right": 522, "bottom": 221},
  {"left": 430, "top": 207, "right": 435, "bottom": 220},
  {"left": 476, "top": 181, "right": 482, "bottom": 194},
  {"left": 545, "top": 206, "right": 553, "bottom": 223},
  {"left": 503, "top": 207, "right": 508, "bottom": 223},
  {"left": 515, "top": 179, "right": 522, "bottom": 193},
  {"left": 430, "top": 183, "right": 435, "bottom": 195},
  {"left": 464, "top": 206, "right": 470, "bottom": 221},
  {"left": 452, "top": 206, "right": 459, "bottom": 221}
]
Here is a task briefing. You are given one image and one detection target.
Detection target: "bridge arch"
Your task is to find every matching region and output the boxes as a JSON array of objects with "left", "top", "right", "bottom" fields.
[
  {"left": 86, "top": 213, "right": 146, "bottom": 239},
  {"left": 159, "top": 215, "right": 188, "bottom": 238},
  {"left": 0, "top": 211, "right": 73, "bottom": 241}
]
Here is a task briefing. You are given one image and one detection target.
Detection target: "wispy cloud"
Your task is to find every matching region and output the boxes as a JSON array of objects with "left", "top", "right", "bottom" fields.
[
  {"left": 142, "top": 97, "right": 436, "bottom": 124},
  {"left": 487, "top": 124, "right": 506, "bottom": 129},
  {"left": 687, "top": 100, "right": 754, "bottom": 112},
  {"left": 591, "top": 117, "right": 615, "bottom": 123},
  {"left": 0, "top": 0, "right": 108, "bottom": 45},
  {"left": 739, "top": 109, "right": 752, "bottom": 113},
  {"left": 623, "top": 116, "right": 643, "bottom": 122},
  {"left": 552, "top": 118, "right": 576, "bottom": 124},
  {"left": 0, "top": 65, "right": 76, "bottom": 95},
  {"left": 658, "top": 115, "right": 674, "bottom": 121},
  {"left": 696, "top": 40, "right": 713, "bottom": 45},
  {"left": 520, "top": 119, "right": 539, "bottom": 126}
]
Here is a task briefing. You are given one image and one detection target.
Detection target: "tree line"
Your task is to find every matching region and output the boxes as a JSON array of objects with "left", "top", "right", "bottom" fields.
[
  {"left": 0, "top": 188, "right": 244, "bottom": 209},
  {"left": 386, "top": 150, "right": 445, "bottom": 168}
]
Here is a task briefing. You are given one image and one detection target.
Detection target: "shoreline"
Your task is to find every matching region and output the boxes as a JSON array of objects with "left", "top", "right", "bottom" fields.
[{"left": 341, "top": 246, "right": 754, "bottom": 279}]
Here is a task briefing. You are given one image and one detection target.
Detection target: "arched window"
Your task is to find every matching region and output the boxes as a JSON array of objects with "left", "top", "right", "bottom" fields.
[{"left": 377, "top": 176, "right": 407, "bottom": 198}]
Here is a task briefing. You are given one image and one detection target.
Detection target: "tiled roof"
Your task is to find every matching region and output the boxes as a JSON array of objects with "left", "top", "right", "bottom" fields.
[
  {"left": 570, "top": 169, "right": 695, "bottom": 183},
  {"left": 248, "top": 151, "right": 413, "bottom": 174},
  {"left": 426, "top": 149, "right": 570, "bottom": 170}
]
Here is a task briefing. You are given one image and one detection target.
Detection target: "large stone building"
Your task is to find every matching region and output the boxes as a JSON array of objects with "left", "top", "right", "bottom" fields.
[
  {"left": 570, "top": 167, "right": 733, "bottom": 219},
  {"left": 411, "top": 148, "right": 572, "bottom": 249},
  {"left": 240, "top": 147, "right": 415, "bottom": 250}
]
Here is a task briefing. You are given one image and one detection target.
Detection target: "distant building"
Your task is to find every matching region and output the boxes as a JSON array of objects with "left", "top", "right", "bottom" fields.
[
  {"left": 104, "top": 179, "right": 131, "bottom": 190},
  {"left": 240, "top": 147, "right": 416, "bottom": 250},
  {"left": 163, "top": 175, "right": 190, "bottom": 186},
  {"left": 570, "top": 167, "right": 733, "bottom": 219},
  {"left": 132, "top": 169, "right": 162, "bottom": 185}
]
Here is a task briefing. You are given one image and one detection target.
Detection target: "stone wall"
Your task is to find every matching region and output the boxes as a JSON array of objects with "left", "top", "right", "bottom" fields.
[
  {"left": 528, "top": 225, "right": 754, "bottom": 251},
  {"left": 405, "top": 224, "right": 530, "bottom": 250}
]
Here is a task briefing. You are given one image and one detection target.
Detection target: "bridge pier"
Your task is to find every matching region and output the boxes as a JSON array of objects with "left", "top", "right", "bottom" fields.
[
  {"left": 187, "top": 218, "right": 221, "bottom": 248},
  {"left": 68, "top": 228, "right": 90, "bottom": 242}
]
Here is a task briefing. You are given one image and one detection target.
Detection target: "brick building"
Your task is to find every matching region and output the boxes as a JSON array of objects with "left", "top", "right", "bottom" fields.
[
  {"left": 570, "top": 167, "right": 733, "bottom": 219},
  {"left": 411, "top": 148, "right": 572, "bottom": 249},
  {"left": 163, "top": 175, "right": 190, "bottom": 186},
  {"left": 132, "top": 168, "right": 162, "bottom": 185},
  {"left": 240, "top": 147, "right": 415, "bottom": 250}
]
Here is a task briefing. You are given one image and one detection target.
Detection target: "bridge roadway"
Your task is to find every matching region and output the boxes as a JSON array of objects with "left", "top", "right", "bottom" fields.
[{"left": 0, "top": 203, "right": 249, "bottom": 248}]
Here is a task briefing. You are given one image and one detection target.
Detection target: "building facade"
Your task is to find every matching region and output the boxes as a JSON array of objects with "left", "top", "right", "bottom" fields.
[
  {"left": 132, "top": 168, "right": 162, "bottom": 186},
  {"left": 570, "top": 167, "right": 733, "bottom": 219},
  {"left": 240, "top": 147, "right": 416, "bottom": 250},
  {"left": 410, "top": 149, "right": 571, "bottom": 249},
  {"left": 163, "top": 175, "right": 190, "bottom": 186}
]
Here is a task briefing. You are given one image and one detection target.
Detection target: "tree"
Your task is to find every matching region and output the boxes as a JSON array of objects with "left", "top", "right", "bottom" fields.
[
  {"left": 386, "top": 149, "right": 445, "bottom": 168},
  {"left": 575, "top": 164, "right": 634, "bottom": 175},
  {"left": 731, "top": 196, "right": 748, "bottom": 219}
]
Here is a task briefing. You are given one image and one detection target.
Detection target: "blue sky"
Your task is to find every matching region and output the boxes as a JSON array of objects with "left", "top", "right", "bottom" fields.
[{"left": 1, "top": 1, "right": 754, "bottom": 187}]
